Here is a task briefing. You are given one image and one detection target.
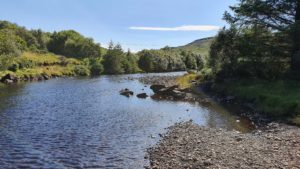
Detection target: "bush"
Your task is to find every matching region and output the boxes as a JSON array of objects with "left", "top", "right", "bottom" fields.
[
  {"left": 74, "top": 65, "right": 90, "bottom": 76},
  {"left": 90, "top": 59, "right": 104, "bottom": 75}
]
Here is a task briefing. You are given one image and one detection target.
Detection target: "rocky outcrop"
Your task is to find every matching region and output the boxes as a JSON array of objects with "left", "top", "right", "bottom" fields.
[
  {"left": 150, "top": 84, "right": 187, "bottom": 100},
  {"left": 150, "top": 85, "right": 166, "bottom": 93},
  {"left": 0, "top": 74, "right": 18, "bottom": 84},
  {"left": 119, "top": 88, "right": 134, "bottom": 97}
]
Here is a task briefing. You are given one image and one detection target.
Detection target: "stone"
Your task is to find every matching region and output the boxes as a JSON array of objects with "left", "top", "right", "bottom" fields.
[
  {"left": 119, "top": 88, "right": 134, "bottom": 97},
  {"left": 137, "top": 93, "right": 148, "bottom": 98}
]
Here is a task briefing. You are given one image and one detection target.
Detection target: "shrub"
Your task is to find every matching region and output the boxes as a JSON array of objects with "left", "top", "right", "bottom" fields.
[
  {"left": 90, "top": 60, "right": 104, "bottom": 75},
  {"left": 74, "top": 65, "right": 90, "bottom": 76}
]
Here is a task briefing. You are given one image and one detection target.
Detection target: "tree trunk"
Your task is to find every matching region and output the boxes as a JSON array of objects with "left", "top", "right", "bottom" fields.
[{"left": 291, "top": 0, "right": 300, "bottom": 72}]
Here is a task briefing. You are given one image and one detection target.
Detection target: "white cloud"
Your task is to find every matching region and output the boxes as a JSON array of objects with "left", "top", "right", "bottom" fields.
[{"left": 129, "top": 25, "right": 220, "bottom": 31}]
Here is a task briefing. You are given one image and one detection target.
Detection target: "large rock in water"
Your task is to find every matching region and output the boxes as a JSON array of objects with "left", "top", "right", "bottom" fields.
[
  {"left": 119, "top": 88, "right": 134, "bottom": 97},
  {"left": 1, "top": 74, "right": 17, "bottom": 84},
  {"left": 137, "top": 93, "right": 148, "bottom": 99},
  {"left": 156, "top": 85, "right": 179, "bottom": 95},
  {"left": 150, "top": 84, "right": 166, "bottom": 93}
]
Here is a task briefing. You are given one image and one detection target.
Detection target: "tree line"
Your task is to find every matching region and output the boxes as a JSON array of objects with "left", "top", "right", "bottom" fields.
[{"left": 0, "top": 20, "right": 205, "bottom": 75}]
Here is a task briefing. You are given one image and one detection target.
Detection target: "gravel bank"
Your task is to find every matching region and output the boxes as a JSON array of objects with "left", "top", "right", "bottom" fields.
[
  {"left": 147, "top": 122, "right": 300, "bottom": 169},
  {"left": 138, "top": 75, "right": 179, "bottom": 86}
]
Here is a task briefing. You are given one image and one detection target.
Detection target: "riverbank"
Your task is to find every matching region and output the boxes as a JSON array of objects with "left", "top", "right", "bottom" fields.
[
  {"left": 0, "top": 52, "right": 90, "bottom": 84},
  {"left": 143, "top": 74, "right": 300, "bottom": 168},
  {"left": 147, "top": 121, "right": 300, "bottom": 169},
  {"left": 210, "top": 79, "right": 300, "bottom": 125}
]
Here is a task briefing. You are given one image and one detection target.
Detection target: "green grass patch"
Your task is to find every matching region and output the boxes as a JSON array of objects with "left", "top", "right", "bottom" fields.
[
  {"left": 19, "top": 52, "right": 61, "bottom": 66},
  {"left": 176, "top": 73, "right": 197, "bottom": 89},
  {"left": 213, "top": 79, "right": 300, "bottom": 125},
  {"left": 0, "top": 52, "right": 89, "bottom": 79}
]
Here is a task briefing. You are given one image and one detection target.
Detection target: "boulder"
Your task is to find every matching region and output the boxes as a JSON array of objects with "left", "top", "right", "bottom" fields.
[
  {"left": 150, "top": 84, "right": 166, "bottom": 93},
  {"left": 137, "top": 93, "right": 148, "bottom": 99},
  {"left": 1, "top": 74, "right": 17, "bottom": 84},
  {"left": 120, "top": 88, "right": 134, "bottom": 97}
]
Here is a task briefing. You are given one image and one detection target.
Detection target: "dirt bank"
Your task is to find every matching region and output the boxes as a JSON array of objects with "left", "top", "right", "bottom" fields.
[{"left": 147, "top": 122, "right": 300, "bottom": 169}]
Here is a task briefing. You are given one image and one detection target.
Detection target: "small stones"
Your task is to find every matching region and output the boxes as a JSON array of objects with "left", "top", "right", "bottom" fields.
[{"left": 147, "top": 122, "right": 300, "bottom": 169}]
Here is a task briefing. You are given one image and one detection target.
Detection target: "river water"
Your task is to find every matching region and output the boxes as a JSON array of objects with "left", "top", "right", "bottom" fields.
[{"left": 0, "top": 72, "right": 254, "bottom": 168}]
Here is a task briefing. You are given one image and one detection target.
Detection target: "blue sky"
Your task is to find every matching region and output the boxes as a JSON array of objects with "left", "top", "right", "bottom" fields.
[{"left": 0, "top": 0, "right": 237, "bottom": 51}]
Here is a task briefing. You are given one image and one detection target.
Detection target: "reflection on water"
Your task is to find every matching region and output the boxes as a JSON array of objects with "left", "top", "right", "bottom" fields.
[{"left": 0, "top": 72, "right": 254, "bottom": 168}]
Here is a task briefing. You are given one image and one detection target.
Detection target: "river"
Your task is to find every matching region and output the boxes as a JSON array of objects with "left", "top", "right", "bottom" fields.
[{"left": 0, "top": 72, "right": 254, "bottom": 168}]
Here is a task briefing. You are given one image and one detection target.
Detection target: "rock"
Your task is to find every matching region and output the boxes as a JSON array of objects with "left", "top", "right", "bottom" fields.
[
  {"left": 37, "top": 76, "right": 44, "bottom": 81},
  {"left": 42, "top": 74, "right": 50, "bottom": 80},
  {"left": 4, "top": 79, "right": 13, "bottom": 84},
  {"left": 156, "top": 85, "right": 179, "bottom": 95},
  {"left": 150, "top": 84, "right": 166, "bottom": 93},
  {"left": 1, "top": 73, "right": 17, "bottom": 83},
  {"left": 148, "top": 122, "right": 300, "bottom": 169},
  {"left": 137, "top": 93, "right": 148, "bottom": 99},
  {"left": 170, "top": 90, "right": 186, "bottom": 99},
  {"left": 119, "top": 88, "right": 134, "bottom": 97}
]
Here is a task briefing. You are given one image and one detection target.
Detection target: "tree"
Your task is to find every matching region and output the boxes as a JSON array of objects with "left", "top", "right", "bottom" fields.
[
  {"left": 224, "top": 0, "right": 299, "bottom": 72},
  {"left": 31, "top": 29, "right": 50, "bottom": 51},
  {"left": 48, "top": 30, "right": 102, "bottom": 58},
  {"left": 0, "top": 29, "right": 27, "bottom": 71},
  {"left": 102, "top": 42, "right": 125, "bottom": 74},
  {"left": 122, "top": 49, "right": 139, "bottom": 73},
  {"left": 138, "top": 50, "right": 155, "bottom": 72}
]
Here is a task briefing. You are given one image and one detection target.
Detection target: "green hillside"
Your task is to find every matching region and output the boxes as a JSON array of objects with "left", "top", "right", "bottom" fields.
[{"left": 175, "top": 37, "right": 214, "bottom": 57}]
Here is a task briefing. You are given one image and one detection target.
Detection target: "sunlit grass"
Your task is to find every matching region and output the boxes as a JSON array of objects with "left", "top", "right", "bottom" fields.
[
  {"left": 213, "top": 79, "right": 300, "bottom": 125},
  {"left": 19, "top": 52, "right": 61, "bottom": 66},
  {"left": 0, "top": 52, "right": 88, "bottom": 79},
  {"left": 176, "top": 73, "right": 197, "bottom": 89}
]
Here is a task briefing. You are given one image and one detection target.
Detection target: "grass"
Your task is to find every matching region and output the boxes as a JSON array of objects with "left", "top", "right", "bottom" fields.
[
  {"left": 0, "top": 52, "right": 89, "bottom": 80},
  {"left": 213, "top": 79, "right": 300, "bottom": 125},
  {"left": 18, "top": 52, "right": 61, "bottom": 66},
  {"left": 176, "top": 73, "right": 197, "bottom": 89}
]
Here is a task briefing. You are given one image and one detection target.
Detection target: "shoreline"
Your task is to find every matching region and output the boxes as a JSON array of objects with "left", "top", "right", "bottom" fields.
[
  {"left": 141, "top": 74, "right": 300, "bottom": 168},
  {"left": 147, "top": 121, "right": 300, "bottom": 169}
]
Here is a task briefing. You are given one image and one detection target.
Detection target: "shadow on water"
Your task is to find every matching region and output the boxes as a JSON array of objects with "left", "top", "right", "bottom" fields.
[{"left": 0, "top": 72, "right": 255, "bottom": 168}]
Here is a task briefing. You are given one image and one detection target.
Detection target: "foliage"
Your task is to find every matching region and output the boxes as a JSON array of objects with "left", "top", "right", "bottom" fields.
[
  {"left": 47, "top": 30, "right": 102, "bottom": 59},
  {"left": 102, "top": 42, "right": 140, "bottom": 74},
  {"left": 207, "top": 0, "right": 298, "bottom": 80},
  {"left": 220, "top": 0, "right": 299, "bottom": 73},
  {"left": 102, "top": 42, "right": 125, "bottom": 74},
  {"left": 176, "top": 73, "right": 197, "bottom": 89},
  {"left": 137, "top": 48, "right": 204, "bottom": 72},
  {"left": 213, "top": 79, "right": 300, "bottom": 120},
  {"left": 74, "top": 65, "right": 90, "bottom": 76},
  {"left": 137, "top": 38, "right": 210, "bottom": 73},
  {"left": 122, "top": 50, "right": 140, "bottom": 73},
  {"left": 89, "top": 58, "right": 104, "bottom": 75}
]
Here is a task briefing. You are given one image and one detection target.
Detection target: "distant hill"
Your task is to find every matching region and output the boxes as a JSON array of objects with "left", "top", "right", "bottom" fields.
[{"left": 175, "top": 37, "right": 214, "bottom": 57}]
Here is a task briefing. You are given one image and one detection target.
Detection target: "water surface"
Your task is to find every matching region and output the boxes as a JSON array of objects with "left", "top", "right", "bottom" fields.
[{"left": 0, "top": 72, "right": 253, "bottom": 168}]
